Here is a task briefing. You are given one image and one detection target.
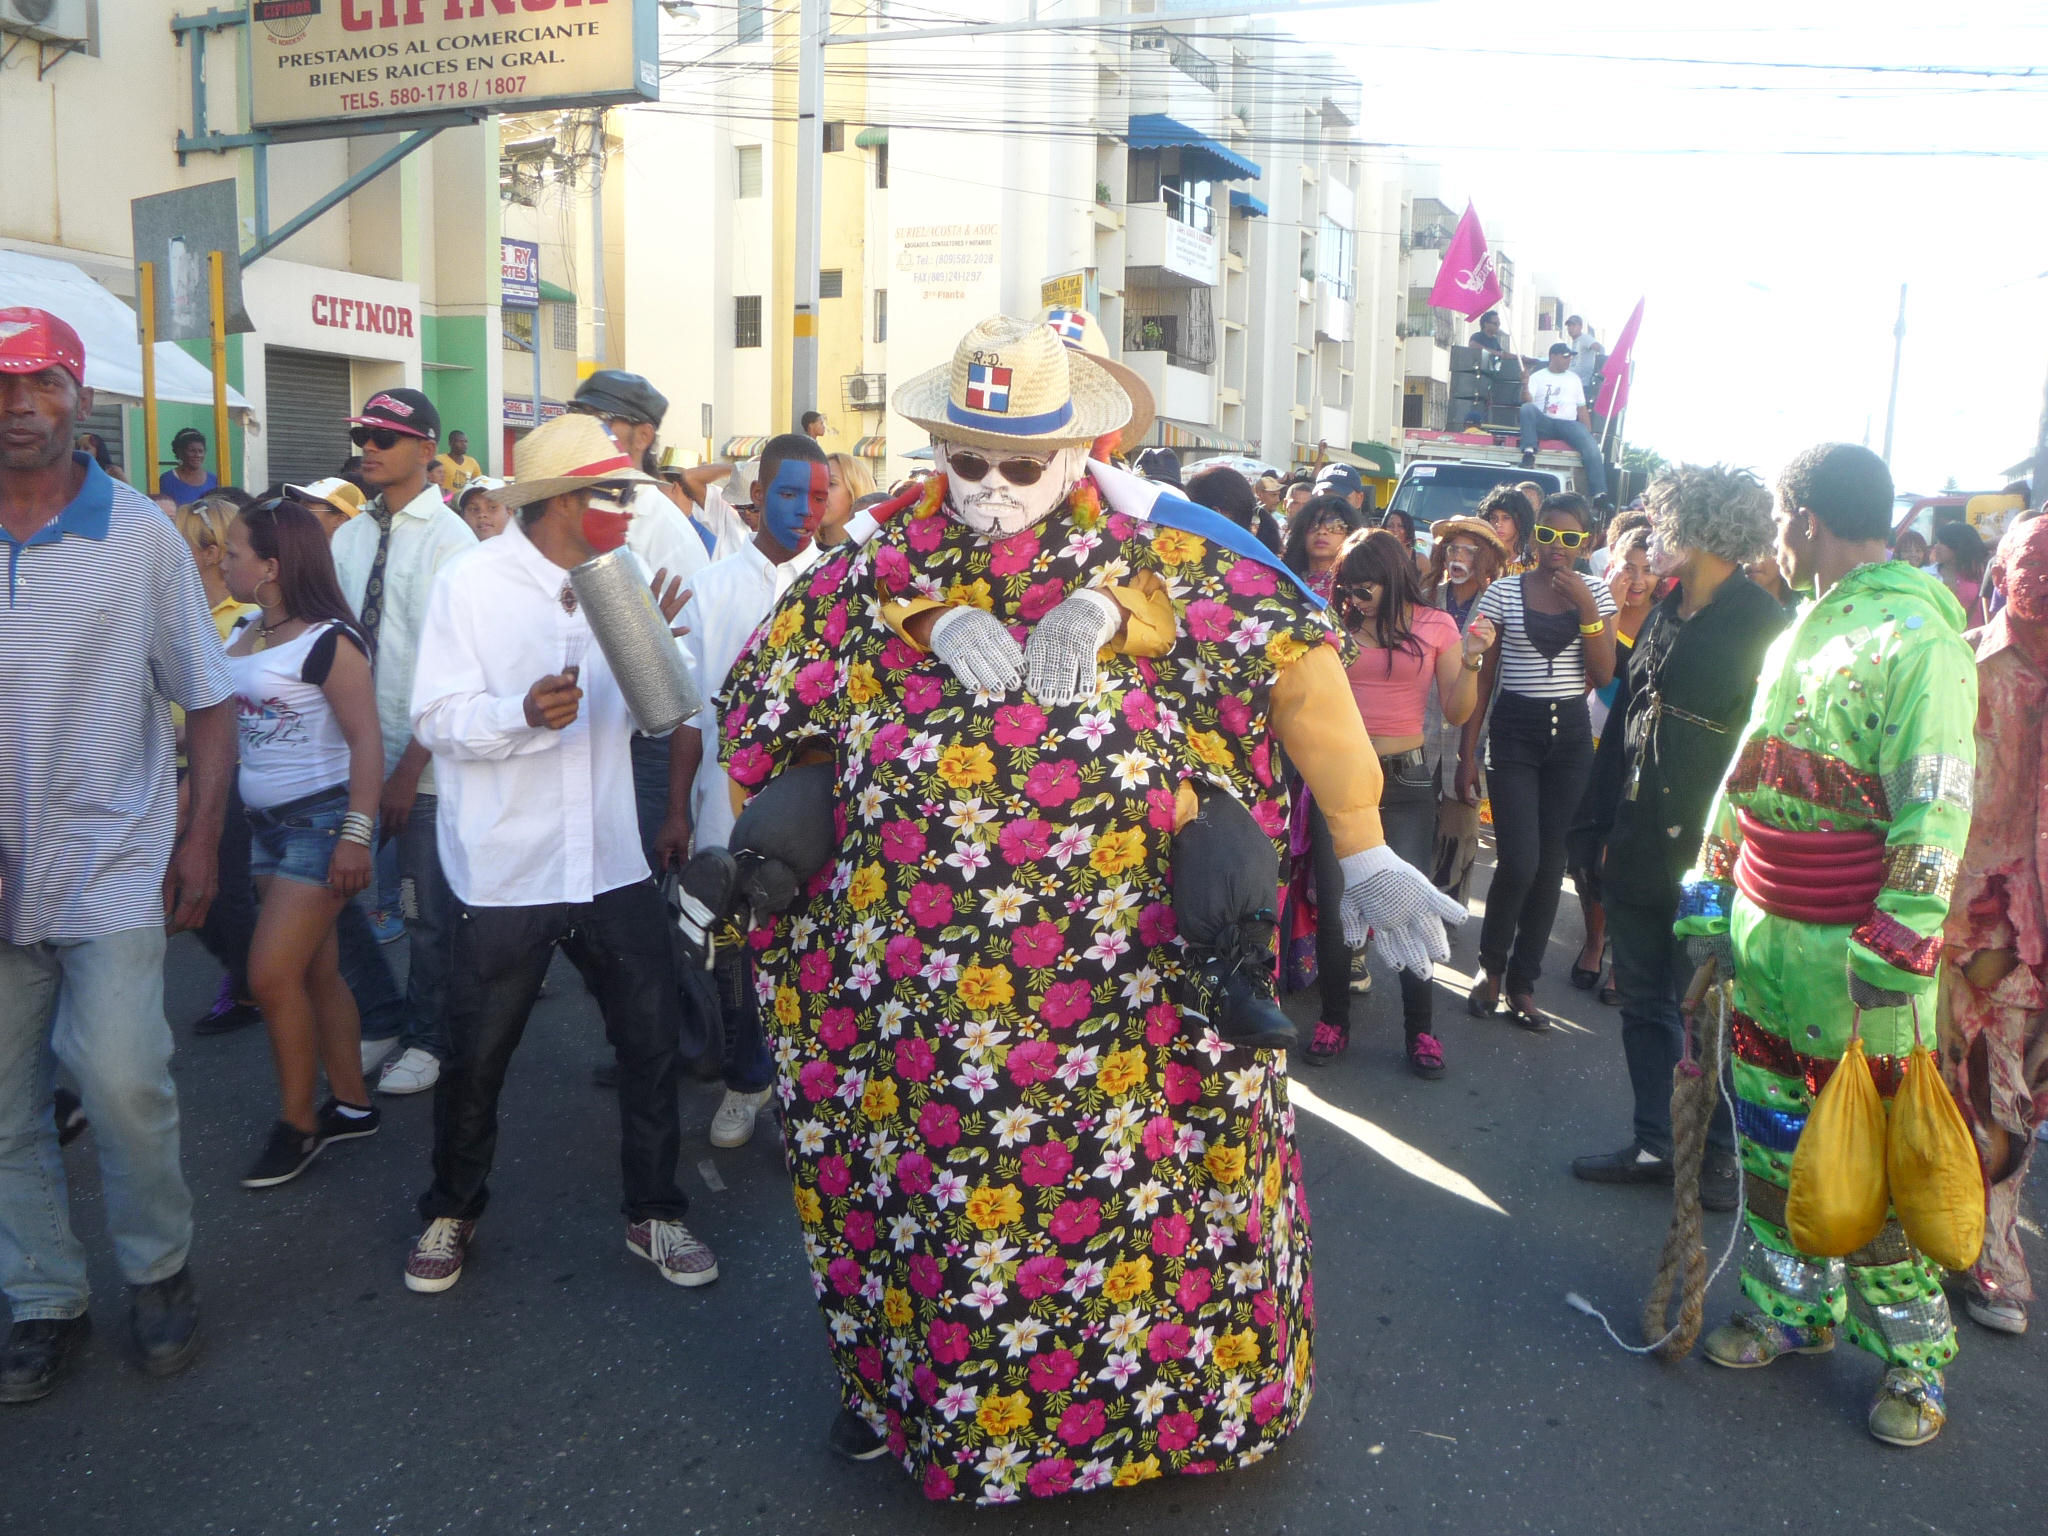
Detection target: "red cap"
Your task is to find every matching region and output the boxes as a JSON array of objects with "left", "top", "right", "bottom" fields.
[{"left": 0, "top": 308, "right": 86, "bottom": 386}]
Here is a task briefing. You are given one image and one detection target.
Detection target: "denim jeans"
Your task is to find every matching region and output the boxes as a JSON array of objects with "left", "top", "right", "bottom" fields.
[
  {"left": 628, "top": 732, "right": 672, "bottom": 873},
  {"left": 1480, "top": 693, "right": 1595, "bottom": 992},
  {"left": 0, "top": 927, "right": 192, "bottom": 1319},
  {"left": 194, "top": 779, "right": 256, "bottom": 1000},
  {"left": 713, "top": 940, "right": 776, "bottom": 1095},
  {"left": 355, "top": 792, "right": 455, "bottom": 1059},
  {"left": 1518, "top": 402, "right": 1608, "bottom": 499},
  {"left": 336, "top": 899, "right": 408, "bottom": 1042},
  {"left": 1607, "top": 896, "right": 1735, "bottom": 1160},
  {"left": 420, "top": 880, "right": 688, "bottom": 1225}
]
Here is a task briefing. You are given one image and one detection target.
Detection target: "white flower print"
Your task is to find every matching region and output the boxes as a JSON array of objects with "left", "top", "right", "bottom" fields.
[
  {"left": 1065, "top": 1258, "right": 1106, "bottom": 1298},
  {"left": 1093, "top": 1146, "right": 1136, "bottom": 1186},
  {"left": 920, "top": 949, "right": 962, "bottom": 989},
  {"left": 1084, "top": 928, "right": 1130, "bottom": 968},
  {"left": 1055, "top": 1045, "right": 1100, "bottom": 1088},
  {"left": 790, "top": 1119, "right": 828, "bottom": 1156},
  {"left": 1178, "top": 656, "right": 1214, "bottom": 696},
  {"left": 1102, "top": 1311, "right": 1149, "bottom": 1350},
  {"left": 1096, "top": 1352, "right": 1141, "bottom": 1389},
  {"left": 889, "top": 1213, "right": 923, "bottom": 1251},
  {"left": 963, "top": 1280, "right": 1008, "bottom": 1319},
  {"left": 1049, "top": 825, "right": 1093, "bottom": 868},
  {"left": 945, "top": 796, "right": 998, "bottom": 834},
  {"left": 1118, "top": 965, "right": 1161, "bottom": 1007},
  {"left": 957, "top": 1018, "right": 1010, "bottom": 1056},
  {"left": 1109, "top": 748, "right": 1154, "bottom": 789},
  {"left": 1131, "top": 1382, "right": 1172, "bottom": 1423},
  {"left": 1086, "top": 883, "right": 1139, "bottom": 926},
  {"left": 903, "top": 731, "right": 942, "bottom": 770},
  {"left": 847, "top": 960, "right": 881, "bottom": 998},
  {"left": 1224, "top": 1065, "right": 1266, "bottom": 1107},
  {"left": 1067, "top": 710, "right": 1115, "bottom": 749},
  {"left": 936, "top": 1382, "right": 979, "bottom": 1422},
  {"left": 989, "top": 1105, "right": 1042, "bottom": 1147},
  {"left": 945, "top": 839, "right": 991, "bottom": 878},
  {"left": 1075, "top": 1461, "right": 1115, "bottom": 1492},
  {"left": 979, "top": 884, "right": 1028, "bottom": 925},
  {"left": 932, "top": 1170, "right": 969, "bottom": 1207},
  {"left": 971, "top": 1238, "right": 1020, "bottom": 1279},
  {"left": 1125, "top": 1179, "right": 1167, "bottom": 1221},
  {"left": 952, "top": 1063, "right": 998, "bottom": 1103},
  {"left": 996, "top": 1317, "right": 1049, "bottom": 1357}
]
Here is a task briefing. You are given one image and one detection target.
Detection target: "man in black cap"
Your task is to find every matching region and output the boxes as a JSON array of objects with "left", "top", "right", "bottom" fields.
[
  {"left": 571, "top": 371, "right": 710, "bottom": 591},
  {"left": 331, "top": 388, "right": 478, "bottom": 1097},
  {"left": 1314, "top": 461, "right": 1368, "bottom": 514},
  {"left": 1520, "top": 342, "right": 1609, "bottom": 503},
  {"left": 1133, "top": 445, "right": 1181, "bottom": 487}
]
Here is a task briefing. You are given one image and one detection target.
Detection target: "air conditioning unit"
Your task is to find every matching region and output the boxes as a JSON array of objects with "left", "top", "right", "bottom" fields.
[
  {"left": 0, "top": 0, "right": 90, "bottom": 44},
  {"left": 843, "top": 372, "right": 887, "bottom": 412}
]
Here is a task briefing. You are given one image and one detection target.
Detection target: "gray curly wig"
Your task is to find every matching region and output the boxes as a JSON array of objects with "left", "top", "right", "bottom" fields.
[{"left": 1644, "top": 462, "right": 1774, "bottom": 566}]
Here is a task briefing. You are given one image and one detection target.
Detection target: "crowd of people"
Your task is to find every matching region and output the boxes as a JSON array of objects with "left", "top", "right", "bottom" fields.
[{"left": 2, "top": 300, "right": 2043, "bottom": 1501}]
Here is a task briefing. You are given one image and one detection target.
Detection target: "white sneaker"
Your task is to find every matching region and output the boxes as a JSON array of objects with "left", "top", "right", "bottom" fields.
[
  {"left": 361, "top": 1036, "right": 400, "bottom": 1076},
  {"left": 377, "top": 1046, "right": 441, "bottom": 1096},
  {"left": 709, "top": 1087, "right": 774, "bottom": 1148}
]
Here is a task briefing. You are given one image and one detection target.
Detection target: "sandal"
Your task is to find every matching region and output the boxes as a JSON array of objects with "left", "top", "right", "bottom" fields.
[
  {"left": 1406, "top": 1032, "right": 1446, "bottom": 1079},
  {"left": 1466, "top": 974, "right": 1501, "bottom": 1018},
  {"left": 1569, "top": 963, "right": 1599, "bottom": 991},
  {"left": 1504, "top": 994, "right": 1549, "bottom": 1032},
  {"left": 1305, "top": 1020, "right": 1349, "bottom": 1066}
]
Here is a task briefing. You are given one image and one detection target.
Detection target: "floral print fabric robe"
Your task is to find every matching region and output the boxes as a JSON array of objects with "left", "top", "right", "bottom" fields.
[{"left": 718, "top": 480, "right": 1332, "bottom": 1503}]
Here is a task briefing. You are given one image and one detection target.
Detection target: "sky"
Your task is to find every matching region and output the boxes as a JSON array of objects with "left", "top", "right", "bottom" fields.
[{"left": 1306, "top": 1, "right": 2048, "bottom": 494}]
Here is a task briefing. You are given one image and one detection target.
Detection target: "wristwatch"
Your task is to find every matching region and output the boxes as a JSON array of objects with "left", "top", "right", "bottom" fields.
[{"left": 1462, "top": 651, "right": 1485, "bottom": 671}]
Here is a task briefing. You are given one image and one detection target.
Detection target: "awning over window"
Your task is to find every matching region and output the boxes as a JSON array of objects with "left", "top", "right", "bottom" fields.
[
  {"left": 854, "top": 126, "right": 888, "bottom": 149},
  {"left": 1228, "top": 190, "right": 1268, "bottom": 218},
  {"left": 1128, "top": 113, "right": 1261, "bottom": 183},
  {"left": 1349, "top": 440, "right": 1399, "bottom": 478},
  {"left": 854, "top": 435, "right": 886, "bottom": 459},
  {"left": 537, "top": 278, "right": 577, "bottom": 305},
  {"left": 721, "top": 435, "right": 767, "bottom": 459},
  {"left": 1144, "top": 416, "right": 1254, "bottom": 453}
]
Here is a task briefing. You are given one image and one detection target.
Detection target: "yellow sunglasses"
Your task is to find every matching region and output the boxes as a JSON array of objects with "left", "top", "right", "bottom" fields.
[{"left": 1533, "top": 524, "right": 1591, "bottom": 550}]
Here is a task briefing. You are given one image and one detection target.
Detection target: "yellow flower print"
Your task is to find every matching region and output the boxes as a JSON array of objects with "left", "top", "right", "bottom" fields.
[
  {"left": 1103, "top": 1255, "right": 1154, "bottom": 1303},
  {"left": 1089, "top": 827, "right": 1146, "bottom": 877},
  {"left": 1264, "top": 632, "right": 1308, "bottom": 668},
  {"left": 965, "top": 1183, "right": 1024, "bottom": 1231},
  {"left": 860, "top": 1077, "right": 900, "bottom": 1121},
  {"left": 845, "top": 660, "right": 880, "bottom": 704},
  {"left": 976, "top": 1390, "right": 1032, "bottom": 1438},
  {"left": 958, "top": 964, "right": 1015, "bottom": 1010},
  {"left": 793, "top": 1185, "right": 823, "bottom": 1226},
  {"left": 1097, "top": 1046, "right": 1146, "bottom": 1096},
  {"left": 847, "top": 862, "right": 886, "bottom": 910},
  {"left": 1263, "top": 1154, "right": 1284, "bottom": 1207},
  {"left": 767, "top": 605, "right": 804, "bottom": 649},
  {"left": 1149, "top": 527, "right": 1207, "bottom": 566},
  {"left": 1113, "top": 1455, "right": 1162, "bottom": 1487},
  {"left": 773, "top": 983, "right": 799, "bottom": 1028},
  {"left": 883, "top": 1285, "right": 913, "bottom": 1329},
  {"left": 936, "top": 743, "right": 996, "bottom": 789},
  {"left": 1187, "top": 728, "right": 1233, "bottom": 769},
  {"left": 1214, "top": 1329, "right": 1261, "bottom": 1370},
  {"left": 946, "top": 577, "right": 994, "bottom": 611},
  {"left": 1205, "top": 1142, "right": 1246, "bottom": 1184}
]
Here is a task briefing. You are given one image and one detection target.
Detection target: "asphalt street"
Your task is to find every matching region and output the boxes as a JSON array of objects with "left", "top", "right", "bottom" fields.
[{"left": 5, "top": 860, "right": 2040, "bottom": 1536}]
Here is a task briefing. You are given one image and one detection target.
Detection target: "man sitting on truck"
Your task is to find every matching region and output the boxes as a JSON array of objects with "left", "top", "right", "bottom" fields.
[{"left": 1520, "top": 342, "right": 1609, "bottom": 506}]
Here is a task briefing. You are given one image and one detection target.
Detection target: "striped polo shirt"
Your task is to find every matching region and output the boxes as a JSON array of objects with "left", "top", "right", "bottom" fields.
[{"left": 0, "top": 454, "right": 233, "bottom": 945}]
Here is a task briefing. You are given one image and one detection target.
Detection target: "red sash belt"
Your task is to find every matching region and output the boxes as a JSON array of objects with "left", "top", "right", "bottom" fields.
[{"left": 1732, "top": 811, "right": 1884, "bottom": 925}]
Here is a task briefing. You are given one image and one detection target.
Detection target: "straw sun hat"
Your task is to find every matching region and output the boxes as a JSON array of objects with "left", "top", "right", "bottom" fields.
[
  {"left": 895, "top": 314, "right": 1132, "bottom": 454},
  {"left": 1040, "top": 306, "right": 1155, "bottom": 454},
  {"left": 1428, "top": 514, "right": 1510, "bottom": 562},
  {"left": 500, "top": 413, "right": 652, "bottom": 508}
]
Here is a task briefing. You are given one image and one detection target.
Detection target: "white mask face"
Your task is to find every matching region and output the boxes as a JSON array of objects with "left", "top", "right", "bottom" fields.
[{"left": 939, "top": 441, "right": 1087, "bottom": 536}]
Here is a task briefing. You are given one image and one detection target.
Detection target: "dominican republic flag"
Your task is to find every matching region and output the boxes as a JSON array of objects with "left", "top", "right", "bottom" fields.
[
  {"left": 1087, "top": 458, "right": 1321, "bottom": 606},
  {"left": 1045, "top": 309, "right": 1088, "bottom": 342},
  {"left": 964, "top": 363, "right": 1012, "bottom": 413}
]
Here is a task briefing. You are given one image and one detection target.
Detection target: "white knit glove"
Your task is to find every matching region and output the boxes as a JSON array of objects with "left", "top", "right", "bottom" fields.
[
  {"left": 928, "top": 605, "right": 1024, "bottom": 695},
  {"left": 1023, "top": 589, "right": 1122, "bottom": 705},
  {"left": 1338, "top": 844, "right": 1470, "bottom": 976}
]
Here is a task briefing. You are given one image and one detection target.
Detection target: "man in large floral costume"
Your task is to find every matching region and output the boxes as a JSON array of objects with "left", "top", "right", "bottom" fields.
[
  {"left": 714, "top": 316, "right": 1464, "bottom": 1502},
  {"left": 1677, "top": 443, "right": 1977, "bottom": 1447}
]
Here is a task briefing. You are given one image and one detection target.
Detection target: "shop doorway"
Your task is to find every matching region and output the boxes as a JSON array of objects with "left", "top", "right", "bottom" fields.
[{"left": 265, "top": 348, "right": 354, "bottom": 490}]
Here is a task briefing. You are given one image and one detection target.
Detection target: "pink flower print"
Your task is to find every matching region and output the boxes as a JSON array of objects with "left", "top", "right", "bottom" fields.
[
  {"left": 1105, "top": 514, "right": 1136, "bottom": 540},
  {"left": 1026, "top": 1458, "right": 1075, "bottom": 1499},
  {"left": 917, "top": 1101, "right": 961, "bottom": 1147},
  {"left": 1019, "top": 1138, "right": 1074, "bottom": 1187},
  {"left": 912, "top": 1364, "right": 942, "bottom": 1405},
  {"left": 1144, "top": 1002, "right": 1181, "bottom": 1046},
  {"left": 927, "top": 1317, "right": 971, "bottom": 1364},
  {"left": 798, "top": 1060, "right": 840, "bottom": 1102},
  {"left": 922, "top": 1465, "right": 955, "bottom": 1502},
  {"left": 816, "top": 1006, "right": 857, "bottom": 1052},
  {"left": 1047, "top": 1197, "right": 1101, "bottom": 1243},
  {"left": 1120, "top": 689, "right": 1159, "bottom": 732},
  {"left": 1146, "top": 787, "right": 1180, "bottom": 833},
  {"left": 906, "top": 515, "right": 945, "bottom": 553},
  {"left": 807, "top": 560, "right": 846, "bottom": 598},
  {"left": 1146, "top": 1321, "right": 1192, "bottom": 1363},
  {"left": 1010, "top": 920, "right": 1063, "bottom": 968},
  {"left": 878, "top": 632, "right": 921, "bottom": 670},
  {"left": 895, "top": 1149, "right": 934, "bottom": 1194},
  {"left": 1186, "top": 599, "right": 1234, "bottom": 642},
  {"left": 1149, "top": 1212, "right": 1191, "bottom": 1258},
  {"left": 1162, "top": 1061, "right": 1203, "bottom": 1105},
  {"left": 1014, "top": 1254, "right": 1067, "bottom": 1300},
  {"left": 1250, "top": 739, "right": 1273, "bottom": 787},
  {"left": 907, "top": 1252, "right": 944, "bottom": 1297},
  {"left": 1218, "top": 694, "right": 1253, "bottom": 736},
  {"left": 894, "top": 1037, "right": 937, "bottom": 1084},
  {"left": 821, "top": 601, "right": 849, "bottom": 646},
  {"left": 1251, "top": 1381, "right": 1289, "bottom": 1425},
  {"left": 903, "top": 673, "right": 943, "bottom": 715},
  {"left": 998, "top": 818, "right": 1053, "bottom": 865},
  {"left": 906, "top": 881, "right": 955, "bottom": 928},
  {"left": 798, "top": 949, "right": 834, "bottom": 994},
  {"left": 988, "top": 528, "right": 1040, "bottom": 577},
  {"left": 1140, "top": 1115, "right": 1179, "bottom": 1162},
  {"left": 726, "top": 742, "right": 772, "bottom": 787},
  {"left": 1018, "top": 577, "right": 1066, "bottom": 622},
  {"left": 1024, "top": 759, "right": 1081, "bottom": 808},
  {"left": 817, "top": 1154, "right": 851, "bottom": 1195},
  {"left": 869, "top": 721, "right": 909, "bottom": 761},
  {"left": 854, "top": 1344, "right": 883, "bottom": 1383},
  {"left": 1224, "top": 559, "right": 1278, "bottom": 597},
  {"left": 1155, "top": 1412, "right": 1198, "bottom": 1452},
  {"left": 1055, "top": 1400, "right": 1106, "bottom": 1448},
  {"left": 1028, "top": 1350, "right": 1079, "bottom": 1394},
  {"left": 1252, "top": 796, "right": 1286, "bottom": 837},
  {"left": 992, "top": 702, "right": 1049, "bottom": 748},
  {"left": 1175, "top": 1266, "right": 1212, "bottom": 1311},
  {"left": 794, "top": 660, "right": 836, "bottom": 706},
  {"left": 1038, "top": 979, "right": 1092, "bottom": 1030},
  {"left": 1252, "top": 1288, "right": 1279, "bottom": 1327},
  {"left": 1007, "top": 1038, "right": 1059, "bottom": 1088},
  {"left": 1136, "top": 901, "right": 1177, "bottom": 947},
  {"left": 843, "top": 1209, "right": 877, "bottom": 1252},
  {"left": 885, "top": 934, "right": 925, "bottom": 981},
  {"left": 827, "top": 1256, "right": 863, "bottom": 1296},
  {"left": 879, "top": 819, "right": 927, "bottom": 864}
]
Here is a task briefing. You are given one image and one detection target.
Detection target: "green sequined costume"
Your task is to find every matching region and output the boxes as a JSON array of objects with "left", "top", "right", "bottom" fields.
[{"left": 1678, "top": 562, "right": 1977, "bottom": 1371}]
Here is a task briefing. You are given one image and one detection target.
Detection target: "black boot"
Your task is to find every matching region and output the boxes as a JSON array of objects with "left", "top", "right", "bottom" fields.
[
  {"left": 0, "top": 1315, "right": 91, "bottom": 1404},
  {"left": 129, "top": 1266, "right": 200, "bottom": 1379},
  {"left": 1182, "top": 919, "right": 1297, "bottom": 1051}
]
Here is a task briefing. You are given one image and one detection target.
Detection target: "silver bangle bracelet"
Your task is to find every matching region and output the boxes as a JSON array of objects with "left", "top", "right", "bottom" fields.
[{"left": 337, "top": 828, "right": 374, "bottom": 848}]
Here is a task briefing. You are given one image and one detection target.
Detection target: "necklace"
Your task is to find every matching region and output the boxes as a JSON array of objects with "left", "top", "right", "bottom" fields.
[{"left": 252, "top": 612, "right": 292, "bottom": 653}]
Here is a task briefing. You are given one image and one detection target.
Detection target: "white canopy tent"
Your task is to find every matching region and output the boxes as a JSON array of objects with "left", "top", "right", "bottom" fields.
[{"left": 0, "top": 248, "right": 252, "bottom": 413}]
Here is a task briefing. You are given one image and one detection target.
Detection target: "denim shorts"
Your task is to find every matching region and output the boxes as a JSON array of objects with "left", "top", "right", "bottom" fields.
[{"left": 246, "top": 785, "right": 354, "bottom": 887}]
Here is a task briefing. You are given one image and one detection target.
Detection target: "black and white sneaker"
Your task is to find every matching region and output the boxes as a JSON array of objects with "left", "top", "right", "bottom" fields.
[
  {"left": 827, "top": 1406, "right": 890, "bottom": 1463},
  {"left": 241, "top": 1121, "right": 321, "bottom": 1189},
  {"left": 665, "top": 851, "right": 738, "bottom": 969},
  {"left": 315, "top": 1098, "right": 381, "bottom": 1146}
]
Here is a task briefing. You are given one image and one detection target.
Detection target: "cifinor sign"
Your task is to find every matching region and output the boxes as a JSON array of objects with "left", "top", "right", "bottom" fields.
[{"left": 249, "top": 0, "right": 658, "bottom": 136}]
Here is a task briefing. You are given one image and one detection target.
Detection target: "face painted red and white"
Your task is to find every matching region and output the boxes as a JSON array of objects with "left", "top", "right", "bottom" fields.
[{"left": 580, "top": 484, "right": 636, "bottom": 554}]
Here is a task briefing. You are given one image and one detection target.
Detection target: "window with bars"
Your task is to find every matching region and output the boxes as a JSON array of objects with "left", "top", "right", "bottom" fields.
[
  {"left": 819, "top": 269, "right": 844, "bottom": 300},
  {"left": 551, "top": 303, "right": 576, "bottom": 352},
  {"left": 736, "top": 144, "right": 762, "bottom": 198},
  {"left": 734, "top": 295, "right": 762, "bottom": 349}
]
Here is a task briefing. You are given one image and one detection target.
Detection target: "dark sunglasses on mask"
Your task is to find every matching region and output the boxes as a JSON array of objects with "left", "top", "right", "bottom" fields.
[
  {"left": 948, "top": 450, "right": 1050, "bottom": 487},
  {"left": 1533, "top": 524, "right": 1590, "bottom": 550},
  {"left": 349, "top": 426, "right": 419, "bottom": 450}
]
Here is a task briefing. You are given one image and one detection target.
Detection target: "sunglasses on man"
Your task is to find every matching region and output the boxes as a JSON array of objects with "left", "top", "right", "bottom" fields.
[
  {"left": 1533, "top": 524, "right": 1591, "bottom": 550},
  {"left": 947, "top": 450, "right": 1051, "bottom": 487},
  {"left": 349, "top": 426, "right": 425, "bottom": 451}
]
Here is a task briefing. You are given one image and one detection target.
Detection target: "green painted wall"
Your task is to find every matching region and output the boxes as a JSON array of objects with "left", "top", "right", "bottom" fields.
[
  {"left": 128, "top": 334, "right": 248, "bottom": 494},
  {"left": 422, "top": 314, "right": 489, "bottom": 470}
]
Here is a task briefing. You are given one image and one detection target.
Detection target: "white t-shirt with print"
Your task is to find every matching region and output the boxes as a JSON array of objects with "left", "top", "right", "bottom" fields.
[{"left": 1527, "top": 368, "right": 1587, "bottom": 420}]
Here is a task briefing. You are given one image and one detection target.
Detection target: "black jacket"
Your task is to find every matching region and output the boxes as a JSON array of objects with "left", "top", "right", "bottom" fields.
[{"left": 1584, "top": 573, "right": 1788, "bottom": 908}]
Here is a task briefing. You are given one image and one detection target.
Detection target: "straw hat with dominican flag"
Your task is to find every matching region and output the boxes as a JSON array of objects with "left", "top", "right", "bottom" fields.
[
  {"left": 499, "top": 413, "right": 652, "bottom": 507},
  {"left": 895, "top": 314, "right": 1131, "bottom": 455},
  {"left": 1040, "top": 306, "right": 1154, "bottom": 455}
]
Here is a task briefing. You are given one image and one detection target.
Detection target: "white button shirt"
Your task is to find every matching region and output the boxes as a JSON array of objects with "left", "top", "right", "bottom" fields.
[
  {"left": 332, "top": 482, "right": 478, "bottom": 794},
  {"left": 410, "top": 521, "right": 649, "bottom": 908},
  {"left": 627, "top": 482, "right": 710, "bottom": 590},
  {"left": 677, "top": 536, "right": 823, "bottom": 851},
  {"left": 696, "top": 481, "right": 757, "bottom": 565}
]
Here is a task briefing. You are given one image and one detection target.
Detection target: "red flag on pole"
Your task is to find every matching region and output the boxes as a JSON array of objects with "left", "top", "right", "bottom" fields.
[
  {"left": 1427, "top": 202, "right": 1502, "bottom": 321},
  {"left": 1596, "top": 298, "right": 1644, "bottom": 416}
]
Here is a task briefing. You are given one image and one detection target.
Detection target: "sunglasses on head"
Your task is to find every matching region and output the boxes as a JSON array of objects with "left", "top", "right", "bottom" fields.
[
  {"left": 349, "top": 426, "right": 416, "bottom": 450},
  {"left": 947, "top": 450, "right": 1050, "bottom": 487},
  {"left": 1533, "top": 524, "right": 1590, "bottom": 550}
]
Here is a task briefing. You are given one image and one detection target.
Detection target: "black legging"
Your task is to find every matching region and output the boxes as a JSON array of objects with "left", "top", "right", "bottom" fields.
[
  {"left": 1478, "top": 693, "right": 1594, "bottom": 995},
  {"left": 1310, "top": 757, "right": 1440, "bottom": 1041}
]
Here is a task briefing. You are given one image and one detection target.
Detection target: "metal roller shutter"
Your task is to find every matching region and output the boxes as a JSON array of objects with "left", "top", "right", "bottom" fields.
[{"left": 264, "top": 349, "right": 354, "bottom": 490}]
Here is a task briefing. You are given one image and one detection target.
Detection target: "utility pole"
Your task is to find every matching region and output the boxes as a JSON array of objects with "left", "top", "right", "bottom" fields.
[
  {"left": 588, "top": 110, "right": 610, "bottom": 372},
  {"left": 1881, "top": 282, "right": 1906, "bottom": 466},
  {"left": 790, "top": 0, "right": 828, "bottom": 430}
]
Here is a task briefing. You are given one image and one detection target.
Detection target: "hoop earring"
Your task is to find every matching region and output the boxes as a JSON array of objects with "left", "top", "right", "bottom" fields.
[{"left": 254, "top": 576, "right": 282, "bottom": 608}]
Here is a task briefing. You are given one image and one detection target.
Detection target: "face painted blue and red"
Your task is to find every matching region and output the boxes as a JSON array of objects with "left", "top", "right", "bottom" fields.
[{"left": 761, "top": 457, "right": 830, "bottom": 551}]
